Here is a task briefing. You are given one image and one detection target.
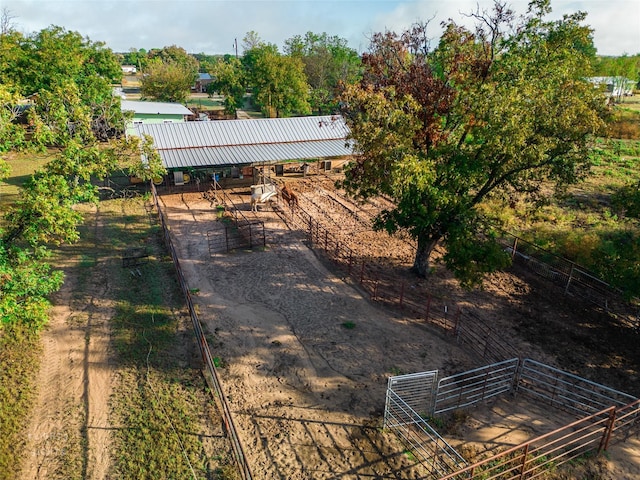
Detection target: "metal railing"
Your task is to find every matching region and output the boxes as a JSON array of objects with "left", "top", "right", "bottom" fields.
[
  {"left": 517, "top": 358, "right": 638, "bottom": 416},
  {"left": 385, "top": 389, "right": 467, "bottom": 477},
  {"left": 434, "top": 358, "right": 519, "bottom": 415},
  {"left": 501, "top": 232, "right": 639, "bottom": 325},
  {"left": 385, "top": 358, "right": 639, "bottom": 479},
  {"left": 437, "top": 404, "right": 631, "bottom": 480}
]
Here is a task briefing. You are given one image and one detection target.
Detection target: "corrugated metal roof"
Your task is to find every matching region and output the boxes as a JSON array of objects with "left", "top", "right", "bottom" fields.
[
  {"left": 157, "top": 140, "right": 352, "bottom": 169},
  {"left": 132, "top": 115, "right": 353, "bottom": 169},
  {"left": 121, "top": 100, "right": 193, "bottom": 116},
  {"left": 134, "top": 115, "right": 349, "bottom": 149}
]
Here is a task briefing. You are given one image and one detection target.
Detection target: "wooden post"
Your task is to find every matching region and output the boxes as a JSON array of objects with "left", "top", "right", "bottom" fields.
[{"left": 399, "top": 281, "right": 405, "bottom": 309}]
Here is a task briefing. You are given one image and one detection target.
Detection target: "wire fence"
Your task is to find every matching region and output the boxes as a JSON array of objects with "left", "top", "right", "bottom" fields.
[{"left": 498, "top": 231, "right": 639, "bottom": 328}]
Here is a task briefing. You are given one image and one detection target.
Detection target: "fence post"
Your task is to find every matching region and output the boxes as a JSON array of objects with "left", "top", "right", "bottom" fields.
[
  {"left": 598, "top": 408, "right": 617, "bottom": 453},
  {"left": 565, "top": 263, "right": 575, "bottom": 295},
  {"left": 512, "top": 236, "right": 519, "bottom": 261},
  {"left": 399, "top": 281, "right": 405, "bottom": 308},
  {"left": 360, "top": 261, "right": 366, "bottom": 284},
  {"left": 518, "top": 444, "right": 530, "bottom": 480}
]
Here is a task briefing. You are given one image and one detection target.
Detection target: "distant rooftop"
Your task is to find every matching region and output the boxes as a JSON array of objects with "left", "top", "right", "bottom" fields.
[{"left": 121, "top": 100, "right": 193, "bottom": 116}]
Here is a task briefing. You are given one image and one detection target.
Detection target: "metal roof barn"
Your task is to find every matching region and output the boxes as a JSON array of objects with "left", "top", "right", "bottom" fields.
[{"left": 132, "top": 115, "right": 353, "bottom": 169}]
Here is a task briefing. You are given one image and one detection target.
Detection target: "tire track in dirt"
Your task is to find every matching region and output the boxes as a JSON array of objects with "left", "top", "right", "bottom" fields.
[{"left": 21, "top": 204, "right": 114, "bottom": 480}]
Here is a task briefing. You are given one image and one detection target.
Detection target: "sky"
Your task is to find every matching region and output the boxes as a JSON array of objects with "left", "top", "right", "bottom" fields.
[{"left": 3, "top": 0, "right": 639, "bottom": 57}]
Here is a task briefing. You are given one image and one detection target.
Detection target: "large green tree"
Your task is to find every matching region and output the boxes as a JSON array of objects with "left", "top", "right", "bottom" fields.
[
  {"left": 140, "top": 59, "right": 196, "bottom": 103},
  {"left": 208, "top": 56, "right": 246, "bottom": 117},
  {"left": 242, "top": 33, "right": 311, "bottom": 117},
  {"left": 340, "top": 0, "right": 609, "bottom": 286},
  {"left": 0, "top": 24, "right": 165, "bottom": 330},
  {"left": 284, "top": 32, "right": 361, "bottom": 114}
]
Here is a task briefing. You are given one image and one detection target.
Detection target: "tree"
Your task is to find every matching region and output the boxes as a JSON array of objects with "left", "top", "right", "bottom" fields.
[
  {"left": 208, "top": 56, "right": 245, "bottom": 117},
  {"left": 284, "top": 32, "right": 361, "bottom": 114},
  {"left": 140, "top": 45, "right": 199, "bottom": 103},
  {"left": 0, "top": 26, "right": 165, "bottom": 331},
  {"left": 254, "top": 51, "right": 311, "bottom": 117},
  {"left": 339, "top": 0, "right": 609, "bottom": 287},
  {"left": 243, "top": 41, "right": 310, "bottom": 117},
  {"left": 140, "top": 58, "right": 196, "bottom": 103}
]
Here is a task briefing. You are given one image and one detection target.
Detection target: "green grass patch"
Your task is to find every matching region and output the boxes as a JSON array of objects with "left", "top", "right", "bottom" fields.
[
  {"left": 97, "top": 198, "right": 236, "bottom": 479},
  {"left": 0, "top": 150, "right": 52, "bottom": 213},
  {"left": 484, "top": 135, "right": 640, "bottom": 298},
  {"left": 0, "top": 324, "right": 41, "bottom": 479}
]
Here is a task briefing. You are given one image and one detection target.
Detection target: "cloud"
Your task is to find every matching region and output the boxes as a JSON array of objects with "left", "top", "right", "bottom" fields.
[{"left": 3, "top": 0, "right": 638, "bottom": 56}]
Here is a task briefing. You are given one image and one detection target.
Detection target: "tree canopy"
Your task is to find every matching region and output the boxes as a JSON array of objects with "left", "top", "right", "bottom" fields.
[
  {"left": 340, "top": 0, "right": 609, "bottom": 287},
  {"left": 284, "top": 32, "right": 362, "bottom": 115},
  {"left": 140, "top": 45, "right": 198, "bottom": 103},
  {"left": 241, "top": 33, "right": 311, "bottom": 117},
  {"left": 0, "top": 22, "right": 164, "bottom": 331}
]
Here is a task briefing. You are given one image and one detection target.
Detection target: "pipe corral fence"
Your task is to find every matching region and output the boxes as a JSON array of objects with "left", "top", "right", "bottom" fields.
[
  {"left": 384, "top": 358, "right": 640, "bottom": 479},
  {"left": 148, "top": 183, "right": 638, "bottom": 480}
]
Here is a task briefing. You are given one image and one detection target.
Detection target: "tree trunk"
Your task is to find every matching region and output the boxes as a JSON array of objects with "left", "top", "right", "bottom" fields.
[{"left": 412, "top": 235, "right": 440, "bottom": 278}]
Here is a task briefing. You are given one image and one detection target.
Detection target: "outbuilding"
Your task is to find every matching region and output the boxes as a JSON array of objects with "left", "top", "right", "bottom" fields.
[
  {"left": 121, "top": 100, "right": 194, "bottom": 135},
  {"left": 131, "top": 115, "right": 353, "bottom": 188}
]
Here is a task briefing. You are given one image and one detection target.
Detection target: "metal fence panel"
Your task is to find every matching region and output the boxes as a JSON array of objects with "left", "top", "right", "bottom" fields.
[
  {"left": 385, "top": 389, "right": 467, "bottom": 477},
  {"left": 434, "top": 358, "right": 519, "bottom": 415},
  {"left": 517, "top": 359, "right": 637, "bottom": 417},
  {"left": 385, "top": 370, "right": 439, "bottom": 423}
]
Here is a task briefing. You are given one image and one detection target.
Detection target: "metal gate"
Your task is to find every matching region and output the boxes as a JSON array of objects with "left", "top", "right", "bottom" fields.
[{"left": 385, "top": 370, "right": 439, "bottom": 422}]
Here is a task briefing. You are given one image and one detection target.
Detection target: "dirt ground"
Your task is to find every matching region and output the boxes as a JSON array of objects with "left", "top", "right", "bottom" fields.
[
  {"left": 21, "top": 170, "right": 640, "bottom": 479},
  {"left": 156, "top": 172, "right": 640, "bottom": 479}
]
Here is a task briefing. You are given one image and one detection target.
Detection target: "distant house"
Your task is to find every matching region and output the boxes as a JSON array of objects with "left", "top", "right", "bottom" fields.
[
  {"left": 588, "top": 76, "right": 636, "bottom": 98},
  {"left": 193, "top": 73, "right": 213, "bottom": 93},
  {"left": 121, "top": 100, "right": 193, "bottom": 135},
  {"left": 121, "top": 65, "right": 137, "bottom": 74}
]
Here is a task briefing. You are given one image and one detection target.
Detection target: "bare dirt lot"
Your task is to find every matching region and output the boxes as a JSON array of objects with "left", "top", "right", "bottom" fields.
[
  {"left": 156, "top": 171, "right": 640, "bottom": 479},
  {"left": 21, "top": 170, "right": 639, "bottom": 479}
]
